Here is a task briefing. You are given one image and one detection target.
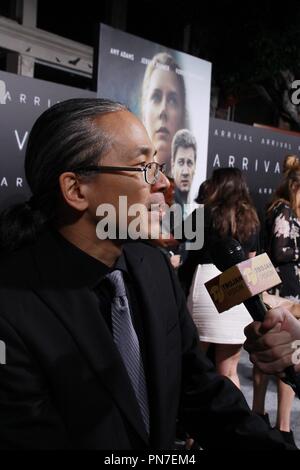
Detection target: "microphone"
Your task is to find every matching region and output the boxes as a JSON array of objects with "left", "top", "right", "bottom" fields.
[
  {"left": 209, "top": 237, "right": 266, "bottom": 321},
  {"left": 209, "top": 237, "right": 300, "bottom": 397}
]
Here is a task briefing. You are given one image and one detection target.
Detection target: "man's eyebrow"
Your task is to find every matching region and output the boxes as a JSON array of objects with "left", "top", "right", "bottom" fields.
[{"left": 135, "top": 146, "right": 157, "bottom": 159}]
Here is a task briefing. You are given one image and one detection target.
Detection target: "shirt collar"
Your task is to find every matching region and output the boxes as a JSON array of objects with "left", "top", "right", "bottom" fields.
[{"left": 51, "top": 230, "right": 130, "bottom": 289}]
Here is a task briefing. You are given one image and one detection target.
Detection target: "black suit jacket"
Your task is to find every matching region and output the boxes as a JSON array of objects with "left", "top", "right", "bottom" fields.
[{"left": 0, "top": 230, "right": 289, "bottom": 449}]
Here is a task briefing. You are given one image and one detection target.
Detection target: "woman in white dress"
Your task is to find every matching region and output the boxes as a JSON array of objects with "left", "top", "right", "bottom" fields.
[{"left": 180, "top": 168, "right": 260, "bottom": 388}]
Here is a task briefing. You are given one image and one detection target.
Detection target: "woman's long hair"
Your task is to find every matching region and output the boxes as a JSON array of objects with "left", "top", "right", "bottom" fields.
[
  {"left": 205, "top": 168, "right": 260, "bottom": 243},
  {"left": 267, "top": 169, "right": 300, "bottom": 218},
  {"left": 282, "top": 154, "right": 300, "bottom": 174}
]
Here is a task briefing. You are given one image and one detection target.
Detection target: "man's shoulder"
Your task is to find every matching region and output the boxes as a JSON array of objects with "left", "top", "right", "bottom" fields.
[
  {"left": 123, "top": 241, "right": 166, "bottom": 259},
  {"left": 0, "top": 248, "right": 35, "bottom": 296},
  {"left": 0, "top": 243, "right": 34, "bottom": 275},
  {"left": 123, "top": 241, "right": 178, "bottom": 288},
  {"left": 123, "top": 241, "right": 173, "bottom": 278}
]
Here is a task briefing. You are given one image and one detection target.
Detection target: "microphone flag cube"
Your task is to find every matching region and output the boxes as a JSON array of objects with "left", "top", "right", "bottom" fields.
[{"left": 205, "top": 253, "right": 281, "bottom": 313}]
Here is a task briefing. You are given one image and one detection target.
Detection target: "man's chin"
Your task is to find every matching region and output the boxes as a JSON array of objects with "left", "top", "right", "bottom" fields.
[
  {"left": 148, "top": 192, "right": 165, "bottom": 204},
  {"left": 148, "top": 193, "right": 167, "bottom": 216}
]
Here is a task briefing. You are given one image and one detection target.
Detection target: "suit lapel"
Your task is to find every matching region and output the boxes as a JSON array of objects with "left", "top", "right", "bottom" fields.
[
  {"left": 32, "top": 285, "right": 149, "bottom": 445},
  {"left": 31, "top": 232, "right": 169, "bottom": 445}
]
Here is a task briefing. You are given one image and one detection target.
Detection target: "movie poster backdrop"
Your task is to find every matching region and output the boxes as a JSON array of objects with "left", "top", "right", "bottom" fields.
[
  {"left": 97, "top": 24, "right": 212, "bottom": 214},
  {"left": 207, "top": 118, "right": 300, "bottom": 218},
  {"left": 0, "top": 70, "right": 95, "bottom": 210}
]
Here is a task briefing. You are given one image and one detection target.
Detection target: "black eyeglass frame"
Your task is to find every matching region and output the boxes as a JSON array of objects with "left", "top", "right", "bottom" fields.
[{"left": 70, "top": 162, "right": 166, "bottom": 185}]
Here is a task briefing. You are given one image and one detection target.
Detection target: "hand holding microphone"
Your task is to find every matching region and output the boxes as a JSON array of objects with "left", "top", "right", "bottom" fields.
[
  {"left": 244, "top": 307, "right": 300, "bottom": 377},
  {"left": 207, "top": 237, "right": 300, "bottom": 397}
]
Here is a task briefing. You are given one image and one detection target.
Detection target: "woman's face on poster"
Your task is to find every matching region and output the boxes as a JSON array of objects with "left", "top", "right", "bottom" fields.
[{"left": 143, "top": 68, "right": 184, "bottom": 168}]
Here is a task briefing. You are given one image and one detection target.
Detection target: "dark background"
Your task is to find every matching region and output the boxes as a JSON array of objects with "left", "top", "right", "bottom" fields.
[{"left": 1, "top": 0, "right": 300, "bottom": 130}]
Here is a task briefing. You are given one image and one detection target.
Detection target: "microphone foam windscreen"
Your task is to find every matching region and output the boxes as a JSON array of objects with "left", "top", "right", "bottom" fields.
[{"left": 210, "top": 237, "right": 246, "bottom": 271}]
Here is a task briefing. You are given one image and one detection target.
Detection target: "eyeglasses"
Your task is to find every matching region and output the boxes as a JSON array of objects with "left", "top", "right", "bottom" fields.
[{"left": 71, "top": 162, "right": 166, "bottom": 185}]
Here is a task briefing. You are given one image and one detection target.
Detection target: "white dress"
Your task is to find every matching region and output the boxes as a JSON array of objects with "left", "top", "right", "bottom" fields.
[{"left": 187, "top": 264, "right": 252, "bottom": 344}]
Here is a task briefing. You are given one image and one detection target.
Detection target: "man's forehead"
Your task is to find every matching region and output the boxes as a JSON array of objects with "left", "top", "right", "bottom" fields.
[
  {"left": 176, "top": 146, "right": 196, "bottom": 159},
  {"left": 94, "top": 111, "right": 155, "bottom": 158},
  {"left": 93, "top": 109, "right": 132, "bottom": 129},
  {"left": 95, "top": 110, "right": 143, "bottom": 138},
  {"left": 103, "top": 109, "right": 145, "bottom": 132}
]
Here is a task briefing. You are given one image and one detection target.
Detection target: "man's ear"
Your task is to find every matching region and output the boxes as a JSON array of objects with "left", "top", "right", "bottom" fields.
[{"left": 59, "top": 172, "right": 89, "bottom": 211}]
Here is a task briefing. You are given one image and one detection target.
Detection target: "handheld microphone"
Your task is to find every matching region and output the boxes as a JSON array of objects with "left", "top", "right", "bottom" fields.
[
  {"left": 209, "top": 237, "right": 300, "bottom": 397},
  {"left": 210, "top": 237, "right": 267, "bottom": 321}
]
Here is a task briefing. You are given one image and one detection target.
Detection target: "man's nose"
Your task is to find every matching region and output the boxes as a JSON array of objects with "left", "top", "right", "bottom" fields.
[
  {"left": 151, "top": 171, "right": 170, "bottom": 193},
  {"left": 182, "top": 164, "right": 189, "bottom": 175}
]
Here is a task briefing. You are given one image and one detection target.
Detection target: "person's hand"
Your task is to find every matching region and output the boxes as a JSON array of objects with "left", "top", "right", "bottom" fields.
[{"left": 244, "top": 307, "right": 300, "bottom": 376}]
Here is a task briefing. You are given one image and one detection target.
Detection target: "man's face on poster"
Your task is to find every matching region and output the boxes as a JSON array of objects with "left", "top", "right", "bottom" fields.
[{"left": 172, "top": 146, "right": 196, "bottom": 193}]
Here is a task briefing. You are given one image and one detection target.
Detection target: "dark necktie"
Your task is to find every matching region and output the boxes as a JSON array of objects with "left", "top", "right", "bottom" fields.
[{"left": 106, "top": 269, "right": 150, "bottom": 434}]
